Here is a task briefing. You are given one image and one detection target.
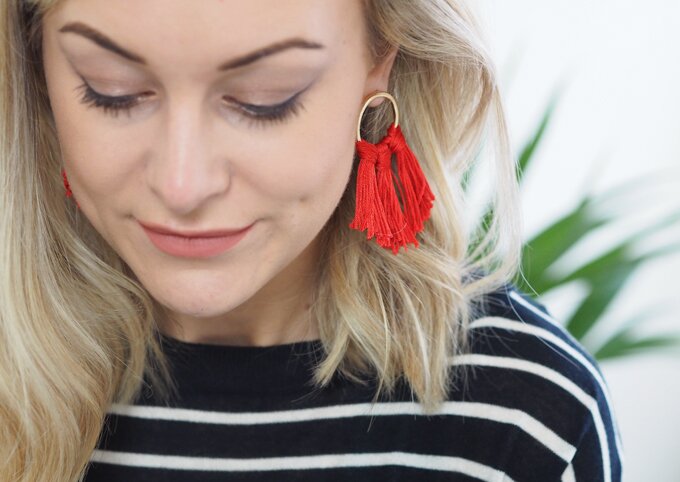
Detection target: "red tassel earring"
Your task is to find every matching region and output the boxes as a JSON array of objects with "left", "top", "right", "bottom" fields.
[
  {"left": 61, "top": 168, "right": 81, "bottom": 209},
  {"left": 349, "top": 91, "right": 435, "bottom": 254}
]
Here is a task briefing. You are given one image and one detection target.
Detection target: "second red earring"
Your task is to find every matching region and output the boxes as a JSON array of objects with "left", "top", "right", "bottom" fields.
[{"left": 62, "top": 168, "right": 81, "bottom": 209}]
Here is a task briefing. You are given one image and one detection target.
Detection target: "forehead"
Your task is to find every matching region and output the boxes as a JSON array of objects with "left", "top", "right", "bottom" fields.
[{"left": 44, "top": 0, "right": 362, "bottom": 66}]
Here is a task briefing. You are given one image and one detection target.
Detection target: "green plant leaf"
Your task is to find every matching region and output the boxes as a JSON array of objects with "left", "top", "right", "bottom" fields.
[
  {"left": 467, "top": 72, "right": 680, "bottom": 361},
  {"left": 559, "top": 208, "right": 680, "bottom": 284},
  {"left": 592, "top": 303, "right": 677, "bottom": 359},
  {"left": 562, "top": 241, "right": 680, "bottom": 339},
  {"left": 564, "top": 260, "right": 637, "bottom": 339},
  {"left": 540, "top": 206, "right": 680, "bottom": 287},
  {"left": 594, "top": 330, "right": 680, "bottom": 360},
  {"left": 518, "top": 196, "right": 612, "bottom": 293},
  {"left": 516, "top": 88, "right": 561, "bottom": 185},
  {"left": 468, "top": 86, "right": 563, "bottom": 248}
]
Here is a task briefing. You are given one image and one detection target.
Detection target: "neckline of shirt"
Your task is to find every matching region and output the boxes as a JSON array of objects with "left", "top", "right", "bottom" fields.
[{"left": 156, "top": 331, "right": 327, "bottom": 396}]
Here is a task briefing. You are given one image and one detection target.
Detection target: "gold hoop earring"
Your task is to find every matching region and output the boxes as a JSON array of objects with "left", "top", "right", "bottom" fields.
[{"left": 349, "top": 91, "right": 435, "bottom": 255}]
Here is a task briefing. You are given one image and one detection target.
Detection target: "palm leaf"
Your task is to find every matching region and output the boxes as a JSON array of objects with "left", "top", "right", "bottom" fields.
[
  {"left": 465, "top": 77, "right": 680, "bottom": 360},
  {"left": 595, "top": 330, "right": 680, "bottom": 360},
  {"left": 593, "top": 303, "right": 680, "bottom": 359},
  {"left": 468, "top": 86, "right": 562, "bottom": 251},
  {"left": 517, "top": 196, "right": 612, "bottom": 294},
  {"left": 552, "top": 209, "right": 680, "bottom": 338},
  {"left": 516, "top": 88, "right": 561, "bottom": 184}
]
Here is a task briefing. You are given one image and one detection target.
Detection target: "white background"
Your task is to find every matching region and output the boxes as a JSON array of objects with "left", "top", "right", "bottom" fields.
[{"left": 475, "top": 2, "right": 680, "bottom": 481}]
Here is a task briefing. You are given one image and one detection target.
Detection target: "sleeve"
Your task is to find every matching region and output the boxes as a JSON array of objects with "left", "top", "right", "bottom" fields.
[{"left": 560, "top": 374, "right": 624, "bottom": 482}]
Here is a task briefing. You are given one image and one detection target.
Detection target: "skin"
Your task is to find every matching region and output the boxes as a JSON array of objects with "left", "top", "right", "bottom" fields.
[{"left": 41, "top": 0, "right": 397, "bottom": 346}]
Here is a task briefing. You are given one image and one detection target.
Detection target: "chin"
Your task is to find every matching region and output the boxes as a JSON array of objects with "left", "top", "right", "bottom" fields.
[
  {"left": 148, "top": 280, "right": 246, "bottom": 318},
  {"left": 154, "top": 286, "right": 246, "bottom": 318}
]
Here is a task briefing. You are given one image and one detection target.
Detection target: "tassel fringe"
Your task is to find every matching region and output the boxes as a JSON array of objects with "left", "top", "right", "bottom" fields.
[{"left": 349, "top": 122, "right": 435, "bottom": 254}]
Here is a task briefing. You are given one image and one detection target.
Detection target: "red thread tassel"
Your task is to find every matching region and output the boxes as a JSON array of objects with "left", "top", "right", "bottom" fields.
[
  {"left": 350, "top": 123, "right": 434, "bottom": 254},
  {"left": 349, "top": 140, "right": 391, "bottom": 246},
  {"left": 349, "top": 131, "right": 420, "bottom": 254},
  {"left": 375, "top": 142, "right": 416, "bottom": 254},
  {"left": 386, "top": 123, "right": 435, "bottom": 234}
]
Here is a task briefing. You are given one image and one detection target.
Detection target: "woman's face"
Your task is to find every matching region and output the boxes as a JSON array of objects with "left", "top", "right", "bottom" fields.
[{"left": 41, "top": 0, "right": 396, "bottom": 337}]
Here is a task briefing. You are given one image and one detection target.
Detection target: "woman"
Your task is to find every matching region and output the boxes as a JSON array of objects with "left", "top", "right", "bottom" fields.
[{"left": 0, "top": 0, "right": 623, "bottom": 480}]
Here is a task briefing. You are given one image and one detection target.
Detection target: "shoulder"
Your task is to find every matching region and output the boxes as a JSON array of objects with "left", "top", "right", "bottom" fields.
[{"left": 455, "top": 281, "right": 624, "bottom": 481}]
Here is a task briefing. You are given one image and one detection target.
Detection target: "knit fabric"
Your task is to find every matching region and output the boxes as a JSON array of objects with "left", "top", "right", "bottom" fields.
[{"left": 83, "top": 283, "right": 623, "bottom": 481}]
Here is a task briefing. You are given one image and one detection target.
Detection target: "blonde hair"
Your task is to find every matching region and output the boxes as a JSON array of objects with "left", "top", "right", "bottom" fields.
[{"left": 0, "top": 0, "right": 522, "bottom": 480}]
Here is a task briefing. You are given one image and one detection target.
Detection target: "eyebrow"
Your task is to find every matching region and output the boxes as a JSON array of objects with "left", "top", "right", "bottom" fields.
[{"left": 58, "top": 21, "right": 325, "bottom": 71}]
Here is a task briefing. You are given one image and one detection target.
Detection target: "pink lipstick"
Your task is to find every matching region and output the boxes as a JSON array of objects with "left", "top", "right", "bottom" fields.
[{"left": 140, "top": 221, "right": 253, "bottom": 258}]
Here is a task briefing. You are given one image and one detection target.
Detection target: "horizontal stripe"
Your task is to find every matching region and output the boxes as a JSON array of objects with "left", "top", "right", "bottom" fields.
[
  {"left": 507, "top": 290, "right": 624, "bottom": 466},
  {"left": 90, "top": 449, "right": 516, "bottom": 481},
  {"left": 470, "top": 310, "right": 623, "bottom": 462},
  {"left": 97, "top": 411, "right": 523, "bottom": 469},
  {"left": 105, "top": 399, "right": 574, "bottom": 462},
  {"left": 451, "top": 353, "right": 610, "bottom": 482},
  {"left": 507, "top": 290, "right": 561, "bottom": 329}
]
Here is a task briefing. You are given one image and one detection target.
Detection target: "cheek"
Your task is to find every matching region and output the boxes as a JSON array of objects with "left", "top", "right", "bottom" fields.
[
  {"left": 64, "top": 139, "right": 131, "bottom": 188},
  {"left": 238, "top": 87, "right": 360, "bottom": 204},
  {"left": 42, "top": 27, "right": 132, "bottom": 187},
  {"left": 246, "top": 139, "right": 355, "bottom": 205},
  {"left": 44, "top": 64, "right": 134, "bottom": 200}
]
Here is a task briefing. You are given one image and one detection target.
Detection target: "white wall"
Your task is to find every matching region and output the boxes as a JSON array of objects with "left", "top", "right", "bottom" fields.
[{"left": 476, "top": 2, "right": 680, "bottom": 481}]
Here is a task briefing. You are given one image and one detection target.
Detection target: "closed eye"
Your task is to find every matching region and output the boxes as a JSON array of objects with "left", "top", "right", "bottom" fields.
[{"left": 73, "top": 77, "right": 309, "bottom": 127}]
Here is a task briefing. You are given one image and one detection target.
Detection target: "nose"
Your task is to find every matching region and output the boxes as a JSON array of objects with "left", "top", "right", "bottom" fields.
[{"left": 146, "top": 98, "right": 230, "bottom": 215}]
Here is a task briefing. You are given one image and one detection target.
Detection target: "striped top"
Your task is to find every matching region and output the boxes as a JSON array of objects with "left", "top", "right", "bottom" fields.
[{"left": 83, "top": 283, "right": 624, "bottom": 481}]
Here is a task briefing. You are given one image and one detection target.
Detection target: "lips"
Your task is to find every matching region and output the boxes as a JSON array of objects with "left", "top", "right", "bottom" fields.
[
  {"left": 137, "top": 221, "right": 252, "bottom": 238},
  {"left": 139, "top": 220, "right": 254, "bottom": 258}
]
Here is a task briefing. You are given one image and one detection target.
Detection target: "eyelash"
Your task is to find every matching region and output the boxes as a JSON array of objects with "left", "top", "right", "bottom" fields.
[{"left": 73, "top": 80, "right": 305, "bottom": 127}]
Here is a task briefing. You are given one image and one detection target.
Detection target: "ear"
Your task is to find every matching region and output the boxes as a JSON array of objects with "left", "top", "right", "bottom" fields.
[{"left": 363, "top": 45, "right": 399, "bottom": 108}]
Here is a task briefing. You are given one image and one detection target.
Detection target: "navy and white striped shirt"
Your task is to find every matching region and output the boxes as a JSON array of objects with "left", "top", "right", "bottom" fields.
[{"left": 84, "top": 283, "right": 624, "bottom": 481}]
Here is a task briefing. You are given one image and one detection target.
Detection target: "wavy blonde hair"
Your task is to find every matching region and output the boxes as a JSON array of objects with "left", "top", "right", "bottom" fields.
[{"left": 0, "top": 0, "right": 522, "bottom": 480}]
